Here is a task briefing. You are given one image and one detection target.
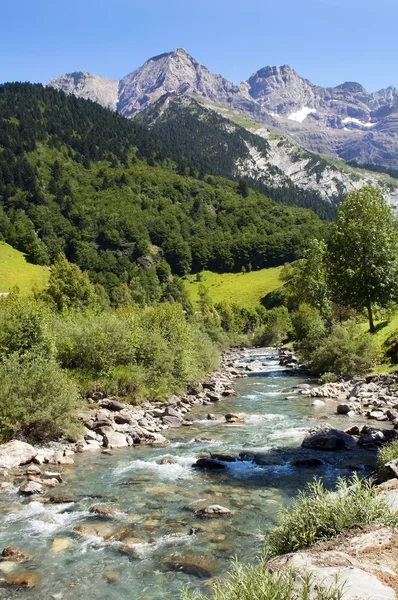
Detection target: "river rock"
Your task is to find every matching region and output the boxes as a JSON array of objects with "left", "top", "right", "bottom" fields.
[
  {"left": 26, "top": 464, "right": 41, "bottom": 476},
  {"left": 103, "top": 432, "right": 128, "bottom": 449},
  {"left": 337, "top": 404, "right": 353, "bottom": 415},
  {"left": 196, "top": 504, "right": 233, "bottom": 518},
  {"left": 163, "top": 552, "right": 218, "bottom": 578},
  {"left": 19, "top": 481, "right": 43, "bottom": 495},
  {"left": 193, "top": 458, "right": 225, "bottom": 470},
  {"left": 302, "top": 425, "right": 357, "bottom": 451},
  {"left": 51, "top": 538, "right": 73, "bottom": 553},
  {"left": 312, "top": 400, "right": 325, "bottom": 407},
  {"left": 73, "top": 523, "right": 115, "bottom": 539},
  {"left": 1, "top": 546, "right": 30, "bottom": 562},
  {"left": 0, "top": 441, "right": 37, "bottom": 469},
  {"left": 100, "top": 399, "right": 126, "bottom": 411},
  {"left": 3, "top": 570, "right": 40, "bottom": 587},
  {"left": 28, "top": 474, "right": 59, "bottom": 488},
  {"left": 225, "top": 413, "right": 245, "bottom": 424},
  {"left": 90, "top": 504, "right": 120, "bottom": 518},
  {"left": 162, "top": 416, "right": 182, "bottom": 428}
]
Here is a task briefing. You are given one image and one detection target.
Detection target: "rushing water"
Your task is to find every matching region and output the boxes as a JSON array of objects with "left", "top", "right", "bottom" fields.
[{"left": 0, "top": 349, "right": 376, "bottom": 600}]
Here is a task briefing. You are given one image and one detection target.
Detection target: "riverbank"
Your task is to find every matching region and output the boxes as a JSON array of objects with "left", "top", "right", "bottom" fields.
[
  {"left": 0, "top": 348, "right": 249, "bottom": 496},
  {"left": 1, "top": 347, "right": 398, "bottom": 598}
]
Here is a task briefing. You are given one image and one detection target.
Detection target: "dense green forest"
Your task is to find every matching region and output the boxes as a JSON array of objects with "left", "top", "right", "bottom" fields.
[
  {"left": 0, "top": 83, "right": 323, "bottom": 298},
  {"left": 136, "top": 94, "right": 340, "bottom": 218}
]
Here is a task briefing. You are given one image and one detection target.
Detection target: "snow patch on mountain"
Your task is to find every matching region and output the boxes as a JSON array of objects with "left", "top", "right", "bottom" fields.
[{"left": 288, "top": 107, "right": 316, "bottom": 122}]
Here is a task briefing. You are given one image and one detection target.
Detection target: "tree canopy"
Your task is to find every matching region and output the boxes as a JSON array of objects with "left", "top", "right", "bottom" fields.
[{"left": 327, "top": 187, "right": 398, "bottom": 331}]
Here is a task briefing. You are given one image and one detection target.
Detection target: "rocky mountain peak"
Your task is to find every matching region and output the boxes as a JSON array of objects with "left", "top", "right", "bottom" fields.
[
  {"left": 333, "top": 81, "right": 367, "bottom": 95},
  {"left": 117, "top": 48, "right": 249, "bottom": 117},
  {"left": 47, "top": 71, "right": 119, "bottom": 111}
]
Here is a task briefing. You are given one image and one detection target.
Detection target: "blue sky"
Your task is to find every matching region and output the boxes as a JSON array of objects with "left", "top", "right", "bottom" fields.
[{"left": 1, "top": 0, "right": 397, "bottom": 91}]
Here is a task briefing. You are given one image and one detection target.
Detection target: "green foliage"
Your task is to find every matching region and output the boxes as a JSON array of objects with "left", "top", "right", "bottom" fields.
[
  {"left": 254, "top": 306, "right": 291, "bottom": 346},
  {"left": 0, "top": 290, "right": 54, "bottom": 360},
  {"left": 291, "top": 304, "right": 327, "bottom": 361},
  {"left": 328, "top": 187, "right": 398, "bottom": 332},
  {"left": 310, "top": 320, "right": 379, "bottom": 378},
  {"left": 40, "top": 255, "right": 100, "bottom": 312},
  {"left": 54, "top": 303, "right": 218, "bottom": 401},
  {"left": 0, "top": 353, "right": 79, "bottom": 443},
  {"left": 377, "top": 438, "right": 398, "bottom": 480},
  {"left": 282, "top": 239, "right": 331, "bottom": 317},
  {"left": 0, "top": 83, "right": 323, "bottom": 290},
  {"left": 182, "top": 561, "right": 343, "bottom": 600},
  {"left": 137, "top": 96, "right": 339, "bottom": 218},
  {"left": 264, "top": 474, "right": 398, "bottom": 558}
]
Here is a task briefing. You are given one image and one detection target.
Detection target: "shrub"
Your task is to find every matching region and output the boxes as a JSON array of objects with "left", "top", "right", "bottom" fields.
[
  {"left": 377, "top": 438, "right": 398, "bottom": 480},
  {"left": 310, "top": 320, "right": 378, "bottom": 378},
  {"left": 254, "top": 306, "right": 291, "bottom": 346},
  {"left": 291, "top": 304, "right": 326, "bottom": 361},
  {"left": 0, "top": 353, "right": 79, "bottom": 443},
  {"left": 54, "top": 311, "right": 137, "bottom": 373},
  {"left": 181, "top": 561, "right": 343, "bottom": 600},
  {"left": 0, "top": 290, "right": 54, "bottom": 361},
  {"left": 264, "top": 474, "right": 397, "bottom": 558}
]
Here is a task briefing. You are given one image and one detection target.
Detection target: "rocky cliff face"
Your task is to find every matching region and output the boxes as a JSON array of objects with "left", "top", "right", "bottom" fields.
[
  {"left": 47, "top": 49, "right": 398, "bottom": 171},
  {"left": 48, "top": 71, "right": 119, "bottom": 111},
  {"left": 136, "top": 94, "right": 398, "bottom": 209}
]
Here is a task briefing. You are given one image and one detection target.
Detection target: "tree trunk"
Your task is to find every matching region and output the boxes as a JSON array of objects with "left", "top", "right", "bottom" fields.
[{"left": 367, "top": 302, "right": 375, "bottom": 333}]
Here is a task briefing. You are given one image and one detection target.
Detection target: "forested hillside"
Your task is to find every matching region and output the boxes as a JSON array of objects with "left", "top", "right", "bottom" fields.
[
  {"left": 0, "top": 83, "right": 322, "bottom": 298},
  {"left": 136, "top": 94, "right": 341, "bottom": 218}
]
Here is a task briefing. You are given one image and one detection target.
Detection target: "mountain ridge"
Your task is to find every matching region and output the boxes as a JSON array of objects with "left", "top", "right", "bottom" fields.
[{"left": 47, "top": 49, "right": 398, "bottom": 171}]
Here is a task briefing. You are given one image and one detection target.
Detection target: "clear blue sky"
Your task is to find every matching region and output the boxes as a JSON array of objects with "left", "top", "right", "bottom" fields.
[{"left": 1, "top": 0, "right": 397, "bottom": 92}]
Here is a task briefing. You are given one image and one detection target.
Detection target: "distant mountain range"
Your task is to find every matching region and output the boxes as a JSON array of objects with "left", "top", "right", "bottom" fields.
[
  {"left": 47, "top": 49, "right": 398, "bottom": 208},
  {"left": 48, "top": 48, "right": 398, "bottom": 171}
]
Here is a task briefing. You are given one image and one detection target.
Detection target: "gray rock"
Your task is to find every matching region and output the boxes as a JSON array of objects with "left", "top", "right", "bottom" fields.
[
  {"left": 19, "top": 481, "right": 43, "bottom": 495},
  {"left": 0, "top": 441, "right": 37, "bottom": 469},
  {"left": 103, "top": 432, "right": 129, "bottom": 449},
  {"left": 302, "top": 425, "right": 357, "bottom": 451},
  {"left": 162, "top": 416, "right": 182, "bottom": 428}
]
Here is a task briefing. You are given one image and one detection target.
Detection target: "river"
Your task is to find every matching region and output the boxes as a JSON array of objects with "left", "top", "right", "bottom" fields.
[{"left": 0, "top": 348, "right": 376, "bottom": 599}]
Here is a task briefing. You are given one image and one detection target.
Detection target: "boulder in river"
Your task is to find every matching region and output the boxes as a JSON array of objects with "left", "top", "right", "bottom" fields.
[
  {"left": 1, "top": 546, "right": 30, "bottom": 562},
  {"left": 302, "top": 425, "right": 357, "bottom": 451},
  {"left": 192, "top": 458, "right": 225, "bottom": 470},
  {"left": 19, "top": 481, "right": 43, "bottom": 495},
  {"left": 196, "top": 504, "right": 234, "bottom": 518},
  {"left": 0, "top": 441, "right": 36, "bottom": 469},
  {"left": 103, "top": 432, "right": 129, "bottom": 449},
  {"left": 225, "top": 413, "right": 245, "bottom": 424},
  {"left": 163, "top": 552, "right": 218, "bottom": 578},
  {"left": 3, "top": 570, "right": 40, "bottom": 587}
]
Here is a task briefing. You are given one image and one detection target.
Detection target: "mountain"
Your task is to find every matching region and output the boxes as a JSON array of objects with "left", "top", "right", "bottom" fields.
[
  {"left": 0, "top": 83, "right": 322, "bottom": 287},
  {"left": 48, "top": 71, "right": 119, "bottom": 111},
  {"left": 47, "top": 49, "right": 398, "bottom": 172},
  {"left": 135, "top": 94, "right": 398, "bottom": 214}
]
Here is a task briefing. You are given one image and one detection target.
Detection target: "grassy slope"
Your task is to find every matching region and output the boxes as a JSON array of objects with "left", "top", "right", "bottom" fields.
[
  {"left": 0, "top": 242, "right": 49, "bottom": 295},
  {"left": 184, "top": 266, "right": 283, "bottom": 308}
]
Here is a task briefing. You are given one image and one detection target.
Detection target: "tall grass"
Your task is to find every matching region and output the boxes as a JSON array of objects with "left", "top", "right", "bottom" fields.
[
  {"left": 264, "top": 474, "right": 397, "bottom": 558},
  {"left": 181, "top": 562, "right": 343, "bottom": 600}
]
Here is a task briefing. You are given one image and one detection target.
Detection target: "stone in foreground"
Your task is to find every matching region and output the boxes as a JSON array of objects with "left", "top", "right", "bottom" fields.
[{"left": 302, "top": 425, "right": 357, "bottom": 451}]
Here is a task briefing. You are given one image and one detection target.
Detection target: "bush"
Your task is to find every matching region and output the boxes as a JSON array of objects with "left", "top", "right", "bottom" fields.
[
  {"left": 254, "top": 306, "right": 291, "bottom": 346},
  {"left": 291, "top": 304, "right": 326, "bottom": 361},
  {"left": 0, "top": 291, "right": 54, "bottom": 360},
  {"left": 264, "top": 474, "right": 397, "bottom": 558},
  {"left": 181, "top": 561, "right": 342, "bottom": 600},
  {"left": 0, "top": 353, "right": 79, "bottom": 443},
  {"left": 377, "top": 438, "right": 398, "bottom": 480},
  {"left": 310, "top": 320, "right": 378, "bottom": 378}
]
